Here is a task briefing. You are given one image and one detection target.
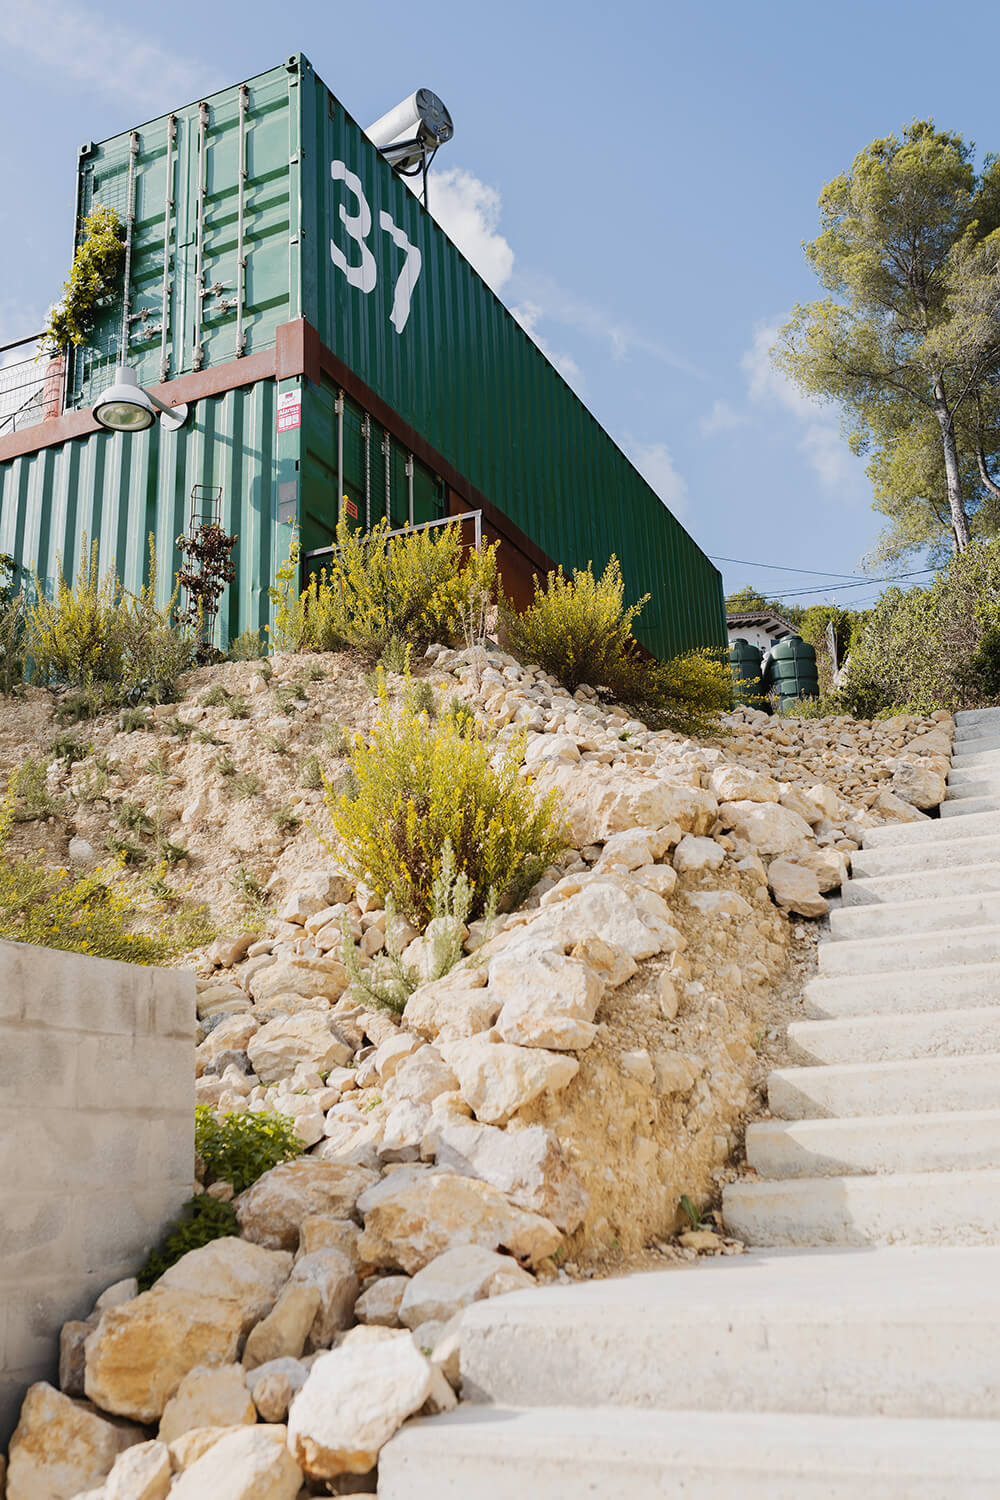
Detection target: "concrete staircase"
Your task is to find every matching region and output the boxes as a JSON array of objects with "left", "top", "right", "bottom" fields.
[{"left": 378, "top": 708, "right": 1000, "bottom": 1497}]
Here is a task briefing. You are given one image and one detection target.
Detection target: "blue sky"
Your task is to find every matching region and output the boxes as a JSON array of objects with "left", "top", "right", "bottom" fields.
[{"left": 1, "top": 0, "right": 996, "bottom": 609}]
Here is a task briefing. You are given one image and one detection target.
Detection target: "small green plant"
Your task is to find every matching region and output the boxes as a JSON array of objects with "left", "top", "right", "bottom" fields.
[
  {"left": 307, "top": 663, "right": 326, "bottom": 681},
  {"left": 200, "top": 685, "right": 230, "bottom": 708},
  {"left": 226, "top": 694, "right": 251, "bottom": 720},
  {"left": 71, "top": 763, "right": 110, "bottom": 802},
  {"left": 363, "top": 664, "right": 387, "bottom": 697},
  {"left": 195, "top": 1104, "right": 303, "bottom": 1194},
  {"left": 257, "top": 659, "right": 274, "bottom": 683},
  {"left": 194, "top": 727, "right": 221, "bottom": 746},
  {"left": 679, "top": 1194, "right": 713, "bottom": 1232},
  {"left": 231, "top": 771, "right": 262, "bottom": 799},
  {"left": 406, "top": 679, "right": 436, "bottom": 718},
  {"left": 10, "top": 759, "right": 61, "bottom": 822},
  {"left": 0, "top": 591, "right": 24, "bottom": 696},
  {"left": 118, "top": 708, "right": 151, "bottom": 733},
  {"left": 215, "top": 752, "right": 237, "bottom": 778},
  {"left": 298, "top": 752, "right": 324, "bottom": 790},
  {"left": 231, "top": 862, "right": 268, "bottom": 907},
  {"left": 326, "top": 697, "right": 565, "bottom": 925},
  {"left": 229, "top": 626, "right": 266, "bottom": 660},
  {"left": 273, "top": 682, "right": 307, "bottom": 715},
  {"left": 41, "top": 206, "right": 126, "bottom": 352},
  {"left": 263, "top": 731, "right": 290, "bottom": 755},
  {"left": 379, "top": 635, "right": 412, "bottom": 676},
  {"left": 53, "top": 687, "right": 105, "bottom": 725},
  {"left": 323, "top": 724, "right": 350, "bottom": 756},
  {"left": 104, "top": 831, "right": 148, "bottom": 866},
  {"left": 163, "top": 715, "right": 194, "bottom": 738},
  {"left": 49, "top": 733, "right": 89, "bottom": 766},
  {"left": 137, "top": 1196, "right": 240, "bottom": 1291},
  {"left": 156, "top": 835, "right": 189, "bottom": 865},
  {"left": 447, "top": 696, "right": 476, "bottom": 734},
  {"left": 273, "top": 804, "right": 301, "bottom": 833},
  {"left": 115, "top": 800, "right": 153, "bottom": 835}
]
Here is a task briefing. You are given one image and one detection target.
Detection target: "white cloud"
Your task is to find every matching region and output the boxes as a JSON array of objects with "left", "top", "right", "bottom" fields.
[
  {"left": 700, "top": 399, "right": 748, "bottom": 437},
  {"left": 741, "top": 318, "right": 863, "bottom": 497},
  {"left": 423, "top": 167, "right": 515, "bottom": 294},
  {"left": 510, "top": 301, "right": 582, "bottom": 387},
  {"left": 509, "top": 273, "right": 705, "bottom": 377},
  {"left": 0, "top": 0, "right": 211, "bottom": 110},
  {"left": 628, "top": 440, "right": 689, "bottom": 521}
]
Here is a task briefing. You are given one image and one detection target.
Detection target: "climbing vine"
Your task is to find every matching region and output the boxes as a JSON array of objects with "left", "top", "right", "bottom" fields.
[
  {"left": 176, "top": 522, "right": 238, "bottom": 654},
  {"left": 40, "top": 206, "right": 126, "bottom": 354}
]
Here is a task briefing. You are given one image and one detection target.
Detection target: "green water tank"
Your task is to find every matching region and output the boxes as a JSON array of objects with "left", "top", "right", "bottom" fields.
[
  {"left": 728, "top": 638, "right": 768, "bottom": 711},
  {"left": 764, "top": 635, "right": 819, "bottom": 706}
]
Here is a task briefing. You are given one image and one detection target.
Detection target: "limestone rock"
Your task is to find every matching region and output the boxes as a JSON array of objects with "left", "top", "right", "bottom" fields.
[
  {"left": 249, "top": 955, "right": 349, "bottom": 1007},
  {"left": 892, "top": 760, "right": 947, "bottom": 810},
  {"left": 242, "top": 1282, "right": 321, "bottom": 1369},
  {"left": 427, "top": 1118, "right": 588, "bottom": 1232},
  {"left": 403, "top": 982, "right": 501, "bottom": 1043},
  {"left": 685, "top": 889, "right": 752, "bottom": 918},
  {"left": 379, "top": 1099, "right": 432, "bottom": 1162},
  {"left": 767, "top": 858, "right": 829, "bottom": 918},
  {"left": 198, "top": 1013, "right": 260, "bottom": 1061},
  {"left": 169, "top": 1425, "right": 302, "bottom": 1499},
  {"left": 157, "top": 1362, "right": 256, "bottom": 1444},
  {"left": 541, "top": 764, "right": 717, "bottom": 845},
  {"left": 286, "top": 1336, "right": 433, "bottom": 1478},
  {"left": 439, "top": 1035, "right": 579, "bottom": 1124},
  {"left": 593, "top": 827, "right": 659, "bottom": 870},
  {"left": 7, "top": 1383, "right": 144, "bottom": 1500},
  {"left": 59, "top": 1319, "right": 90, "bottom": 1397},
  {"left": 165, "top": 1427, "right": 233, "bottom": 1470},
  {"left": 236, "top": 1160, "right": 378, "bottom": 1250},
  {"left": 398, "top": 1245, "right": 534, "bottom": 1329},
  {"left": 357, "top": 1166, "right": 562, "bottom": 1272},
  {"left": 429, "top": 1312, "right": 463, "bottom": 1389},
  {"left": 84, "top": 1289, "right": 245, "bottom": 1423},
  {"left": 798, "top": 844, "right": 849, "bottom": 894},
  {"left": 247, "top": 1014, "right": 353, "bottom": 1085},
  {"left": 288, "top": 1250, "right": 360, "bottom": 1348},
  {"left": 652, "top": 1051, "right": 699, "bottom": 1096},
  {"left": 354, "top": 1275, "right": 410, "bottom": 1327},
  {"left": 568, "top": 932, "right": 638, "bottom": 987},
  {"left": 716, "top": 799, "right": 814, "bottom": 855},
  {"left": 528, "top": 876, "right": 682, "bottom": 962},
  {"left": 874, "top": 787, "right": 930, "bottom": 823},
  {"left": 157, "top": 1238, "right": 293, "bottom": 1332},
  {"left": 249, "top": 1369, "right": 293, "bottom": 1423},
  {"left": 297, "top": 1216, "right": 372, "bottom": 1272},
  {"left": 708, "top": 765, "right": 779, "bottom": 804},
  {"left": 382, "top": 1046, "right": 458, "bottom": 1105},
  {"left": 673, "top": 834, "right": 725, "bottom": 874},
  {"left": 103, "top": 1440, "right": 172, "bottom": 1500},
  {"left": 490, "top": 949, "right": 604, "bottom": 1050}
]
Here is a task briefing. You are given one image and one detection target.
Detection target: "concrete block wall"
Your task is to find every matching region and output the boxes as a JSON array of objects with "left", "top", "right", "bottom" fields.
[{"left": 0, "top": 939, "right": 195, "bottom": 1446}]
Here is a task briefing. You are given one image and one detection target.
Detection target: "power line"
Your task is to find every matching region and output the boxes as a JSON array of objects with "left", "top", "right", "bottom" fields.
[{"left": 711, "top": 555, "right": 875, "bottom": 581}]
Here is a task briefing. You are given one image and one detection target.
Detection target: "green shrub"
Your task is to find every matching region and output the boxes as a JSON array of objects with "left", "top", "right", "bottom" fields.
[
  {"left": 0, "top": 793, "right": 180, "bottom": 963},
  {"left": 0, "top": 591, "right": 25, "bottom": 695},
  {"left": 137, "top": 1196, "right": 240, "bottom": 1291},
  {"left": 298, "top": 752, "right": 325, "bottom": 790},
  {"left": 405, "top": 679, "right": 436, "bottom": 718},
  {"left": 200, "top": 685, "right": 230, "bottom": 707},
  {"left": 269, "top": 519, "right": 499, "bottom": 658},
  {"left": 10, "top": 759, "right": 61, "bottom": 823},
  {"left": 118, "top": 708, "right": 151, "bottom": 733},
  {"left": 231, "top": 771, "right": 262, "bottom": 799},
  {"left": 41, "top": 206, "right": 126, "bottom": 353},
  {"left": 194, "top": 1104, "right": 303, "bottom": 1194},
  {"left": 53, "top": 687, "right": 107, "bottom": 725},
  {"left": 503, "top": 558, "right": 730, "bottom": 736},
  {"left": 273, "top": 804, "right": 300, "bottom": 833},
  {"left": 229, "top": 626, "right": 266, "bottom": 660},
  {"left": 49, "top": 733, "right": 89, "bottom": 766},
  {"left": 325, "top": 697, "right": 565, "bottom": 925},
  {"left": 227, "top": 695, "right": 250, "bottom": 720}
]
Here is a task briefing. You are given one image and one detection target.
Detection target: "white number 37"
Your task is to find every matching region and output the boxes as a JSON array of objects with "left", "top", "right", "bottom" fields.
[{"left": 330, "top": 160, "right": 422, "bottom": 335}]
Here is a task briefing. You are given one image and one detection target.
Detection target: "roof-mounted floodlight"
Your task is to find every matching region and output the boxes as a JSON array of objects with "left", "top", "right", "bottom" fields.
[
  {"left": 92, "top": 366, "right": 189, "bottom": 433},
  {"left": 366, "top": 89, "right": 453, "bottom": 207}
]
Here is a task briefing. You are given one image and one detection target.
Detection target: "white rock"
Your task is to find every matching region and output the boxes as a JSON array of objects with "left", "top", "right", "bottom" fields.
[
  {"left": 716, "top": 799, "right": 814, "bottom": 855},
  {"left": 236, "top": 1161, "right": 377, "bottom": 1251},
  {"left": 490, "top": 949, "right": 604, "bottom": 1050},
  {"left": 398, "top": 1245, "right": 534, "bottom": 1329},
  {"left": 426, "top": 1118, "right": 589, "bottom": 1232},
  {"left": 767, "top": 858, "right": 829, "bottom": 918},
  {"left": 892, "top": 760, "right": 947, "bottom": 810},
  {"left": 379, "top": 1099, "right": 432, "bottom": 1162},
  {"left": 709, "top": 765, "right": 779, "bottom": 803},
  {"left": 169, "top": 1425, "right": 302, "bottom": 1499},
  {"left": 157, "top": 1363, "right": 257, "bottom": 1444},
  {"left": 247, "top": 1014, "right": 353, "bottom": 1084},
  {"left": 439, "top": 1035, "right": 579, "bottom": 1124},
  {"left": 685, "top": 889, "right": 752, "bottom": 918},
  {"left": 382, "top": 1046, "right": 458, "bottom": 1105},
  {"left": 68, "top": 836, "right": 97, "bottom": 865},
  {"left": 286, "top": 1335, "right": 433, "bottom": 1477},
  {"left": 673, "top": 834, "right": 725, "bottom": 874},
  {"left": 103, "top": 1440, "right": 172, "bottom": 1500},
  {"left": 6, "top": 1383, "right": 144, "bottom": 1500},
  {"left": 403, "top": 982, "right": 501, "bottom": 1042},
  {"left": 156, "top": 1238, "right": 293, "bottom": 1331},
  {"left": 354, "top": 1275, "right": 410, "bottom": 1327},
  {"left": 288, "top": 1249, "right": 360, "bottom": 1348},
  {"left": 242, "top": 1282, "right": 321, "bottom": 1369}
]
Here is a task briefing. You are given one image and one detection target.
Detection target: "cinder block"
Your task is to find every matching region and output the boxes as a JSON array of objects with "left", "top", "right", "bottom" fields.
[
  {"left": 0, "top": 1195, "right": 75, "bottom": 1283},
  {"left": 74, "top": 1034, "right": 192, "bottom": 1112},
  {"left": 0, "top": 1109, "right": 137, "bottom": 1194}
]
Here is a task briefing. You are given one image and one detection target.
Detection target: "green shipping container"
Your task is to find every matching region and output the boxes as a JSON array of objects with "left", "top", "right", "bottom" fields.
[{"left": 3, "top": 55, "right": 725, "bottom": 659}]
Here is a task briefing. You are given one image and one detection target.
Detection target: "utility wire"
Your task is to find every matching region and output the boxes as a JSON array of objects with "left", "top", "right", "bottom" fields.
[{"left": 711, "top": 555, "right": 877, "bottom": 581}]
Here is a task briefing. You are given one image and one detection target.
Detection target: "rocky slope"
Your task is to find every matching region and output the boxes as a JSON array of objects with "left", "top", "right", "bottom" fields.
[{"left": 0, "top": 646, "right": 954, "bottom": 1498}]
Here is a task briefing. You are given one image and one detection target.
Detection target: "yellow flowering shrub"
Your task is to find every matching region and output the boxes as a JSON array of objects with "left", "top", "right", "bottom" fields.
[
  {"left": 324, "top": 698, "right": 566, "bottom": 925},
  {"left": 270, "top": 519, "right": 498, "bottom": 658},
  {"left": 503, "top": 557, "right": 730, "bottom": 737}
]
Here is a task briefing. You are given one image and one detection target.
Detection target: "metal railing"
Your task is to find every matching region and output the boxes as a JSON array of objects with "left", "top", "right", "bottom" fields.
[
  {"left": 302, "top": 509, "right": 483, "bottom": 563},
  {"left": 0, "top": 336, "right": 61, "bottom": 435}
]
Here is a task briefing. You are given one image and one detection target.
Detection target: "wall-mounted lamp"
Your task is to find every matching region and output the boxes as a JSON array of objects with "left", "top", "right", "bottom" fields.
[{"left": 93, "top": 367, "right": 189, "bottom": 433}]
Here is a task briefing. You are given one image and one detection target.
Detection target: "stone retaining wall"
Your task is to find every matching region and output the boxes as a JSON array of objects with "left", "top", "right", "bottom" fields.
[{"left": 0, "top": 939, "right": 194, "bottom": 1445}]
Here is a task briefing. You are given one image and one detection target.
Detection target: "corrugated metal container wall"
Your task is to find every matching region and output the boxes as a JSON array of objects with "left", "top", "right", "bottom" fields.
[
  {"left": 0, "top": 382, "right": 281, "bottom": 643},
  {"left": 68, "top": 62, "right": 300, "bottom": 409},
  {"left": 295, "top": 57, "right": 725, "bottom": 657}
]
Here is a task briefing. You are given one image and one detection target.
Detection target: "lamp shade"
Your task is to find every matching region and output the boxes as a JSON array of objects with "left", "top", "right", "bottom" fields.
[{"left": 93, "top": 367, "right": 158, "bottom": 432}]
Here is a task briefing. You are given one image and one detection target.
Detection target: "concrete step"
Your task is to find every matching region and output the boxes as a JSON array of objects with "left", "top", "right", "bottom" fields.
[
  {"left": 951, "top": 739, "right": 1000, "bottom": 766},
  {"left": 786, "top": 1007, "right": 1000, "bottom": 1064},
  {"left": 851, "top": 831, "right": 1000, "bottom": 879},
  {"left": 746, "top": 1110, "right": 1000, "bottom": 1178},
  {"left": 378, "top": 1406, "right": 1000, "bottom": 1499},
  {"left": 956, "top": 706, "right": 1000, "bottom": 729},
  {"left": 841, "top": 862, "right": 1000, "bottom": 907},
  {"left": 830, "top": 890, "right": 1000, "bottom": 939},
  {"left": 452, "top": 1247, "right": 1000, "bottom": 1418},
  {"left": 767, "top": 1053, "right": 1000, "bottom": 1118},
  {"left": 947, "top": 761, "right": 1000, "bottom": 786},
  {"left": 862, "top": 807, "right": 1000, "bottom": 849},
  {"left": 942, "top": 795, "right": 1000, "bottom": 818},
  {"left": 723, "top": 1168, "right": 1000, "bottom": 1249},
  {"left": 945, "top": 772, "right": 1000, "bottom": 797},
  {"left": 803, "top": 963, "right": 1000, "bottom": 1018},
  {"left": 818, "top": 922, "right": 1000, "bottom": 977}
]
